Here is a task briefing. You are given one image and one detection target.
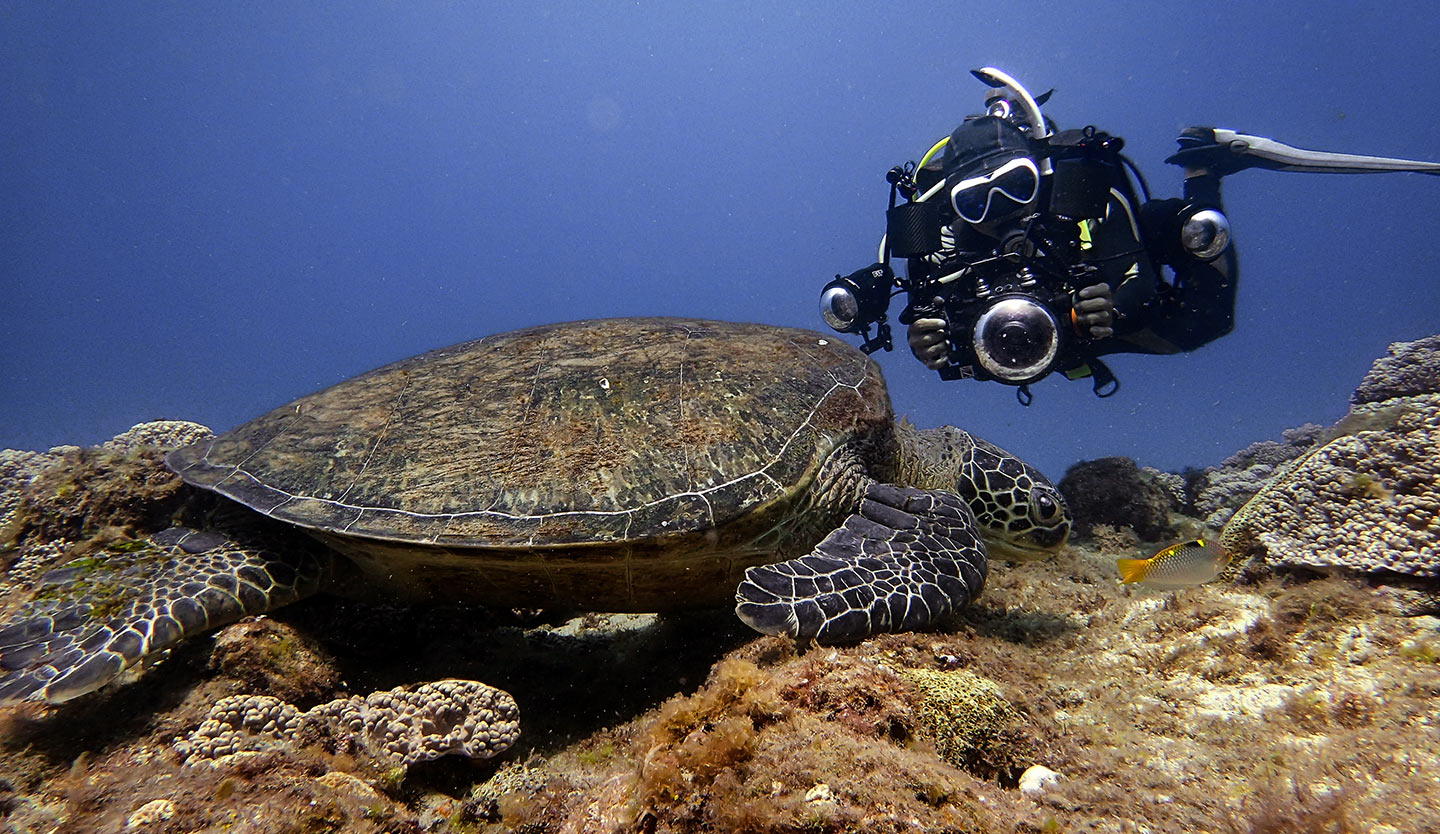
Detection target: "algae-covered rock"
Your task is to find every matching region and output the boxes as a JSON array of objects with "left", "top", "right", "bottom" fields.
[
  {"left": 209, "top": 618, "right": 343, "bottom": 706},
  {"left": 900, "top": 668, "right": 1035, "bottom": 782},
  {"left": 1057, "top": 456, "right": 1176, "bottom": 542}
]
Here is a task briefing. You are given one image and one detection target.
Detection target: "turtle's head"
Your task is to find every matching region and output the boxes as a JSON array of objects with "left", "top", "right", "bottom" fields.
[{"left": 906, "top": 426, "right": 1071, "bottom": 560}]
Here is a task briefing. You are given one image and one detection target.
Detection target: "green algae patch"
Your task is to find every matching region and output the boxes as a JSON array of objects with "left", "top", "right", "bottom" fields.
[
  {"left": 900, "top": 668, "right": 1034, "bottom": 784},
  {"left": 25, "top": 539, "right": 175, "bottom": 623}
]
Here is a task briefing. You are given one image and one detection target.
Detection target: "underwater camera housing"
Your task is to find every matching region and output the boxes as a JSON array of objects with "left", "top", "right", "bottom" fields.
[
  {"left": 910, "top": 222, "right": 1103, "bottom": 387},
  {"left": 822, "top": 67, "right": 1129, "bottom": 393}
]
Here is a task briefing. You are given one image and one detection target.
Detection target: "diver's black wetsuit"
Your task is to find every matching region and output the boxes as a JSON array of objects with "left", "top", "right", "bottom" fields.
[
  {"left": 898, "top": 139, "right": 1239, "bottom": 372},
  {"left": 1089, "top": 169, "right": 1237, "bottom": 357}
]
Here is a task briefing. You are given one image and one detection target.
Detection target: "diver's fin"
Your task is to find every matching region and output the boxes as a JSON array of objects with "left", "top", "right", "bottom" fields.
[{"left": 1167, "top": 127, "right": 1440, "bottom": 176}]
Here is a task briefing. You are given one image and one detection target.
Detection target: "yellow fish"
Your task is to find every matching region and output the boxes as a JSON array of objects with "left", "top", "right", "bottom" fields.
[{"left": 1117, "top": 538, "right": 1231, "bottom": 589}]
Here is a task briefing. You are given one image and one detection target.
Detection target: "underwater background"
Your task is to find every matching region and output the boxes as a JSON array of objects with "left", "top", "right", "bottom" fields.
[{"left": 3, "top": 1, "right": 1439, "bottom": 478}]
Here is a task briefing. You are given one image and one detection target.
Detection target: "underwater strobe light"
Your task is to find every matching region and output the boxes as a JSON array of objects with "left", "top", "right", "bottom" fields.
[
  {"left": 1179, "top": 208, "right": 1231, "bottom": 260},
  {"left": 820, "top": 263, "right": 892, "bottom": 335}
]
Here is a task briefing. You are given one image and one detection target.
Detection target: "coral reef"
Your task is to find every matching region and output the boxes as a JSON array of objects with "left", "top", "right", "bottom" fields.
[
  {"left": 0, "top": 424, "right": 205, "bottom": 577},
  {"left": 1188, "top": 423, "right": 1327, "bottom": 528},
  {"left": 1057, "top": 456, "right": 1177, "bottom": 542},
  {"left": 1225, "top": 392, "right": 1440, "bottom": 580},
  {"left": 0, "top": 449, "right": 55, "bottom": 533},
  {"left": 2, "top": 538, "right": 1438, "bottom": 831},
  {"left": 1351, "top": 333, "right": 1440, "bottom": 404},
  {"left": 3, "top": 328, "right": 1440, "bottom": 834},
  {"left": 176, "top": 679, "right": 520, "bottom": 767},
  {"left": 1221, "top": 333, "right": 1440, "bottom": 586},
  {"left": 99, "top": 420, "right": 212, "bottom": 454},
  {"left": 1140, "top": 465, "right": 1187, "bottom": 508}
]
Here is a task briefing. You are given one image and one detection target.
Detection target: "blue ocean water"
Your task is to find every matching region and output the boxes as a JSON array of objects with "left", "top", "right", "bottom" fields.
[{"left": 2, "top": 2, "right": 1437, "bottom": 480}]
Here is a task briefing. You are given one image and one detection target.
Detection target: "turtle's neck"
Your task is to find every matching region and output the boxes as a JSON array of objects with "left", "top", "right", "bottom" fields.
[{"left": 892, "top": 419, "right": 974, "bottom": 492}]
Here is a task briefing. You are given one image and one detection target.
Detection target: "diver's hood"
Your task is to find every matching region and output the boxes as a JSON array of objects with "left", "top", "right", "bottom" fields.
[{"left": 942, "top": 115, "right": 1037, "bottom": 180}]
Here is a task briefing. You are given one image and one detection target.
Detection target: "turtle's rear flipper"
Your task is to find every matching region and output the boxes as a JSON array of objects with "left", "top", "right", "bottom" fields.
[
  {"left": 0, "top": 527, "right": 328, "bottom": 705},
  {"left": 735, "top": 483, "right": 987, "bottom": 643}
]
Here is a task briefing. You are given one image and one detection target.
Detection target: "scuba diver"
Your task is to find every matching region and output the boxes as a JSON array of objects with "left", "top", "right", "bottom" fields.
[{"left": 820, "top": 67, "right": 1440, "bottom": 403}]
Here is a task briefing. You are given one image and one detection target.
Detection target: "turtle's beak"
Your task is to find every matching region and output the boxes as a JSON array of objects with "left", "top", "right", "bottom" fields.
[{"left": 986, "top": 528, "right": 1069, "bottom": 562}]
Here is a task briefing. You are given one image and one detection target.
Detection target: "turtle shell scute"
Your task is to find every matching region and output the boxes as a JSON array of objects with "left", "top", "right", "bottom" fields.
[{"left": 167, "top": 318, "right": 892, "bottom": 547}]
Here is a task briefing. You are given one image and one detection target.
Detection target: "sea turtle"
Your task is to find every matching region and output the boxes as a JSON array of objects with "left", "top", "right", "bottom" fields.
[{"left": 0, "top": 318, "right": 1069, "bottom": 704}]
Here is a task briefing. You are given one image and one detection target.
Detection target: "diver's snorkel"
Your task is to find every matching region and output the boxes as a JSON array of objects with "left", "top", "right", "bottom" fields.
[{"left": 970, "top": 67, "right": 1053, "bottom": 159}]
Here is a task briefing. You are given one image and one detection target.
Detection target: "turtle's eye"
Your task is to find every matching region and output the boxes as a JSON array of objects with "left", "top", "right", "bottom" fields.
[{"left": 1029, "top": 487, "right": 1063, "bottom": 524}]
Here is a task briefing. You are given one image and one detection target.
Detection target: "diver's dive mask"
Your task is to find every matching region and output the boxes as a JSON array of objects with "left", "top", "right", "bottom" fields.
[
  {"left": 942, "top": 116, "right": 1042, "bottom": 228},
  {"left": 949, "top": 157, "right": 1040, "bottom": 225}
]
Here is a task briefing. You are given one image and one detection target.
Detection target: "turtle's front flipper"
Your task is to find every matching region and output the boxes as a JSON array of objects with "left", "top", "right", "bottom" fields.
[
  {"left": 735, "top": 483, "right": 987, "bottom": 643},
  {"left": 0, "top": 527, "right": 328, "bottom": 704}
]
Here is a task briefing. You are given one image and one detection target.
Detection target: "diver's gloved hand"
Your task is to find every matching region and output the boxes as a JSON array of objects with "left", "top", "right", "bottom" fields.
[
  {"left": 907, "top": 317, "right": 950, "bottom": 370},
  {"left": 1165, "top": 127, "right": 1258, "bottom": 177},
  {"left": 1073, "top": 283, "right": 1114, "bottom": 339}
]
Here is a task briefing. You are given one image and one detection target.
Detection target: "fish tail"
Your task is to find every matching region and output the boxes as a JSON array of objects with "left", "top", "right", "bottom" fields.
[{"left": 1116, "top": 558, "right": 1150, "bottom": 584}]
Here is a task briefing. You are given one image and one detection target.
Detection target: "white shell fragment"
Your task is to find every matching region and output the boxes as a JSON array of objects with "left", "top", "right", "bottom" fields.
[{"left": 1018, "top": 764, "right": 1062, "bottom": 796}]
